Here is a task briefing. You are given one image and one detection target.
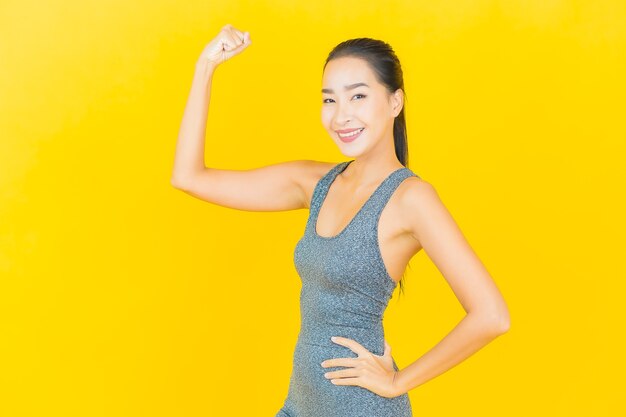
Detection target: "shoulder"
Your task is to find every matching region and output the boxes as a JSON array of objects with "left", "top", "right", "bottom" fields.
[
  {"left": 395, "top": 176, "right": 448, "bottom": 240},
  {"left": 397, "top": 175, "right": 438, "bottom": 203}
]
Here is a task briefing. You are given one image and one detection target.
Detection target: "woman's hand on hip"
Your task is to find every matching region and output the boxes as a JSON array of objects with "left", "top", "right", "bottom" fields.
[{"left": 321, "top": 336, "right": 403, "bottom": 398}]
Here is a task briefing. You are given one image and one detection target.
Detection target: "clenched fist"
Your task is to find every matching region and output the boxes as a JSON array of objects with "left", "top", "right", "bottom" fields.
[{"left": 198, "top": 24, "right": 252, "bottom": 69}]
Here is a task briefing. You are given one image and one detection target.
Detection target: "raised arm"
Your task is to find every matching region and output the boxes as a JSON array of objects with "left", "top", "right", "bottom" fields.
[
  {"left": 170, "top": 24, "right": 334, "bottom": 212},
  {"left": 173, "top": 158, "right": 333, "bottom": 212}
]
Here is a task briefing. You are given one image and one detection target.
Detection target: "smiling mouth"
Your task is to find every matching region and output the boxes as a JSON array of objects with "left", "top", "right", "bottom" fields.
[
  {"left": 337, "top": 127, "right": 365, "bottom": 143},
  {"left": 337, "top": 128, "right": 364, "bottom": 138}
]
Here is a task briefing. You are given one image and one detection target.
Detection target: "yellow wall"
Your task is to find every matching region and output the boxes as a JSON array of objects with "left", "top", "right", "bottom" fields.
[{"left": 1, "top": 0, "right": 624, "bottom": 415}]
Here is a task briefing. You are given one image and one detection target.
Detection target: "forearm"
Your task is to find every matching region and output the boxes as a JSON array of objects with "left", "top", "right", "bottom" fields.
[
  {"left": 393, "top": 312, "right": 508, "bottom": 396},
  {"left": 171, "top": 60, "right": 218, "bottom": 185}
]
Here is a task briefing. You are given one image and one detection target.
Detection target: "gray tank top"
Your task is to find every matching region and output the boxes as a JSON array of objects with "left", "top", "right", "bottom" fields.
[
  {"left": 293, "top": 159, "right": 420, "bottom": 356},
  {"left": 278, "top": 159, "right": 419, "bottom": 416}
]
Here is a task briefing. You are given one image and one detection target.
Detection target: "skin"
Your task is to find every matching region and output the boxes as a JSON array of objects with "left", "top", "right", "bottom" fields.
[{"left": 171, "top": 24, "right": 510, "bottom": 400}]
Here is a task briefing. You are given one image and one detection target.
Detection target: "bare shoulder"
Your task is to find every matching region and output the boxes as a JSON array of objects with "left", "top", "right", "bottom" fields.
[
  {"left": 396, "top": 175, "right": 437, "bottom": 202},
  {"left": 395, "top": 176, "right": 446, "bottom": 240}
]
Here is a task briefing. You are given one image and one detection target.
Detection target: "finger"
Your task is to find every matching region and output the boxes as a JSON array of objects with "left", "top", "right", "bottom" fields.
[
  {"left": 218, "top": 27, "right": 238, "bottom": 49},
  {"left": 225, "top": 28, "right": 243, "bottom": 48},
  {"left": 331, "top": 336, "right": 369, "bottom": 356},
  {"left": 232, "top": 28, "right": 246, "bottom": 43},
  {"left": 321, "top": 357, "right": 359, "bottom": 369},
  {"left": 222, "top": 33, "right": 239, "bottom": 50},
  {"left": 324, "top": 368, "right": 360, "bottom": 380},
  {"left": 329, "top": 376, "right": 359, "bottom": 386}
]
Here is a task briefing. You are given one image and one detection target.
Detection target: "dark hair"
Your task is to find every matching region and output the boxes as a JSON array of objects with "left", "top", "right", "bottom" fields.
[{"left": 323, "top": 38, "right": 411, "bottom": 298}]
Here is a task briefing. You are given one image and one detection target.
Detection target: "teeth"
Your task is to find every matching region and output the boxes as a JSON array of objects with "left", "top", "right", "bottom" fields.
[{"left": 338, "top": 128, "right": 364, "bottom": 138}]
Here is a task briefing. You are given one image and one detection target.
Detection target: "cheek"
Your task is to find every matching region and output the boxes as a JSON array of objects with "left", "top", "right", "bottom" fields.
[
  {"left": 362, "top": 102, "right": 382, "bottom": 121},
  {"left": 321, "top": 109, "right": 333, "bottom": 127}
]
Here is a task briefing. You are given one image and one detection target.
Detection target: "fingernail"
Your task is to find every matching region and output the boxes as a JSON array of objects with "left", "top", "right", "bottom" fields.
[{"left": 331, "top": 336, "right": 337, "bottom": 342}]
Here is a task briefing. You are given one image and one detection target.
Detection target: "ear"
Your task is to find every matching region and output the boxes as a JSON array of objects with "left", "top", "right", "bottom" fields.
[{"left": 391, "top": 89, "right": 404, "bottom": 117}]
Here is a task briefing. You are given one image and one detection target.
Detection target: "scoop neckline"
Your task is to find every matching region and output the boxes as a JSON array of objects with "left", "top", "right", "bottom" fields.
[{"left": 313, "top": 160, "right": 406, "bottom": 240}]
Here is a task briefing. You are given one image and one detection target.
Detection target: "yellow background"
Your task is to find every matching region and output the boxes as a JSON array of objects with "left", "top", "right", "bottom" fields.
[{"left": 1, "top": 0, "right": 624, "bottom": 415}]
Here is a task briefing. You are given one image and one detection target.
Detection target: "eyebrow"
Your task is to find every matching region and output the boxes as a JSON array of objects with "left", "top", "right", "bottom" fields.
[{"left": 321, "top": 82, "right": 370, "bottom": 94}]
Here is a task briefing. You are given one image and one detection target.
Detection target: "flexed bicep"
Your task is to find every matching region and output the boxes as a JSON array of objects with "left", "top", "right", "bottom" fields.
[{"left": 172, "top": 159, "right": 336, "bottom": 213}]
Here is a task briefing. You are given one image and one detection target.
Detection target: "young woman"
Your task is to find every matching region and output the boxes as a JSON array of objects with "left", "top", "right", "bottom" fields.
[{"left": 171, "top": 24, "right": 510, "bottom": 417}]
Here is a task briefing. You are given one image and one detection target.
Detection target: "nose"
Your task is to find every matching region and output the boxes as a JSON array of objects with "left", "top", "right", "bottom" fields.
[{"left": 334, "top": 102, "right": 352, "bottom": 126}]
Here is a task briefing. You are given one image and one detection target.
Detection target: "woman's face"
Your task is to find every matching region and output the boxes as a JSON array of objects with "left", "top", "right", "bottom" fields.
[{"left": 321, "top": 56, "right": 403, "bottom": 158}]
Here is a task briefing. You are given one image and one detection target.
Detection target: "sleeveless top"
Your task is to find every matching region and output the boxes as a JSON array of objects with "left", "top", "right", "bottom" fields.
[
  {"left": 278, "top": 159, "right": 419, "bottom": 416},
  {"left": 293, "top": 159, "right": 420, "bottom": 356}
]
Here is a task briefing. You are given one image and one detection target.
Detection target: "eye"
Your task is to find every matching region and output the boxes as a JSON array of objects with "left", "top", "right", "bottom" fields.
[{"left": 322, "top": 94, "right": 366, "bottom": 104}]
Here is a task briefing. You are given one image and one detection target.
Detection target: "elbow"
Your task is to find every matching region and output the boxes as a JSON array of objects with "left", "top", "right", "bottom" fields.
[
  {"left": 475, "top": 309, "right": 510, "bottom": 336},
  {"left": 170, "top": 175, "right": 189, "bottom": 190},
  {"left": 170, "top": 176, "right": 182, "bottom": 189},
  {"left": 496, "top": 314, "right": 510, "bottom": 334},
  {"left": 171, "top": 169, "right": 205, "bottom": 190},
  {"left": 490, "top": 310, "right": 511, "bottom": 335}
]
